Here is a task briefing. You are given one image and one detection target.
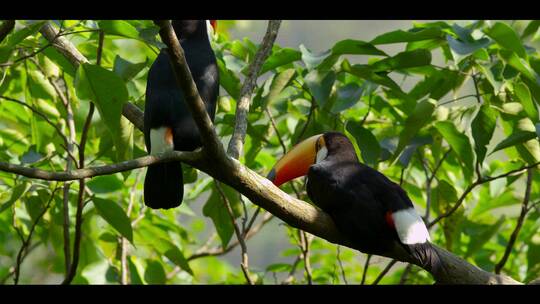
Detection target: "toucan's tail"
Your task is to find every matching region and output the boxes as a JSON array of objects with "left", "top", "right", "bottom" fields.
[
  {"left": 144, "top": 161, "right": 183, "bottom": 209},
  {"left": 409, "top": 242, "right": 446, "bottom": 276}
]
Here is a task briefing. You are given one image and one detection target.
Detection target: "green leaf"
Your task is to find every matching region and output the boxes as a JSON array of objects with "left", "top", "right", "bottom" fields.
[
  {"left": 304, "top": 69, "right": 336, "bottom": 108},
  {"left": 521, "top": 20, "right": 540, "bottom": 40},
  {"left": 0, "top": 182, "right": 30, "bottom": 213},
  {"left": 331, "top": 83, "right": 363, "bottom": 113},
  {"left": 299, "top": 44, "right": 332, "bottom": 70},
  {"left": 465, "top": 216, "right": 506, "bottom": 258},
  {"left": 93, "top": 197, "right": 133, "bottom": 243},
  {"left": 370, "top": 49, "right": 432, "bottom": 72},
  {"left": 113, "top": 55, "right": 147, "bottom": 82},
  {"left": 3, "top": 21, "right": 46, "bottom": 48},
  {"left": 42, "top": 47, "right": 77, "bottom": 77},
  {"left": 331, "top": 39, "right": 387, "bottom": 57},
  {"left": 346, "top": 121, "right": 381, "bottom": 166},
  {"left": 262, "top": 68, "right": 296, "bottom": 109},
  {"left": 217, "top": 58, "right": 241, "bottom": 100},
  {"left": 446, "top": 35, "right": 491, "bottom": 55},
  {"left": 514, "top": 81, "right": 538, "bottom": 122},
  {"left": 259, "top": 48, "right": 301, "bottom": 75},
  {"left": 499, "top": 50, "right": 536, "bottom": 81},
  {"left": 471, "top": 103, "right": 497, "bottom": 164},
  {"left": 471, "top": 189, "right": 516, "bottom": 217},
  {"left": 154, "top": 239, "right": 193, "bottom": 275},
  {"left": 266, "top": 263, "right": 292, "bottom": 272},
  {"left": 485, "top": 22, "right": 527, "bottom": 59},
  {"left": 370, "top": 28, "right": 444, "bottom": 45},
  {"left": 490, "top": 131, "right": 538, "bottom": 154},
  {"left": 87, "top": 174, "right": 124, "bottom": 193},
  {"left": 341, "top": 60, "right": 404, "bottom": 94},
  {"left": 202, "top": 183, "right": 242, "bottom": 248},
  {"left": 434, "top": 121, "right": 475, "bottom": 174},
  {"left": 144, "top": 260, "right": 166, "bottom": 284},
  {"left": 74, "top": 63, "right": 129, "bottom": 161},
  {"left": 393, "top": 99, "right": 436, "bottom": 161},
  {"left": 318, "top": 39, "right": 388, "bottom": 70},
  {"left": 98, "top": 20, "right": 140, "bottom": 39}
]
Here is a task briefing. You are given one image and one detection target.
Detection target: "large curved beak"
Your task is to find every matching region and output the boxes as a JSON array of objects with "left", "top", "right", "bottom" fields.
[{"left": 267, "top": 134, "right": 322, "bottom": 187}]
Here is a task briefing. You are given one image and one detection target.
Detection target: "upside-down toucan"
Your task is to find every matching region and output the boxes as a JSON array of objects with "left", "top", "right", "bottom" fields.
[
  {"left": 143, "top": 20, "right": 219, "bottom": 209},
  {"left": 267, "top": 132, "right": 442, "bottom": 272}
]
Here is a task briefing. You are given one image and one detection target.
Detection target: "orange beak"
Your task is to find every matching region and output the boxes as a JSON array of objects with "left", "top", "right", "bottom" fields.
[
  {"left": 210, "top": 20, "right": 217, "bottom": 31},
  {"left": 267, "top": 134, "right": 322, "bottom": 187}
]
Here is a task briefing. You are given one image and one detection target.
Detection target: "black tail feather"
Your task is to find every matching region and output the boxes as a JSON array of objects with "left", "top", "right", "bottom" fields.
[
  {"left": 144, "top": 161, "right": 183, "bottom": 209},
  {"left": 408, "top": 242, "right": 446, "bottom": 276}
]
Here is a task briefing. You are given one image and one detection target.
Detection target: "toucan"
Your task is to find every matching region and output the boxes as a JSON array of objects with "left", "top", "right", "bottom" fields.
[
  {"left": 267, "top": 132, "right": 442, "bottom": 272},
  {"left": 143, "top": 20, "right": 219, "bottom": 209}
]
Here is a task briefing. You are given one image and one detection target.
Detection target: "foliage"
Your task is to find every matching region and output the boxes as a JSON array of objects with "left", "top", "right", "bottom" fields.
[{"left": 0, "top": 20, "right": 540, "bottom": 284}]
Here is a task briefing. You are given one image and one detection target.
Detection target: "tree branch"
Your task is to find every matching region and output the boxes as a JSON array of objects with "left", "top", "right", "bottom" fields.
[
  {"left": 13, "top": 186, "right": 58, "bottom": 284},
  {"left": 494, "top": 168, "right": 533, "bottom": 274},
  {"left": 154, "top": 20, "right": 225, "bottom": 159},
  {"left": 0, "top": 150, "right": 202, "bottom": 181},
  {"left": 227, "top": 20, "right": 282, "bottom": 159},
  {"left": 429, "top": 162, "right": 540, "bottom": 228}
]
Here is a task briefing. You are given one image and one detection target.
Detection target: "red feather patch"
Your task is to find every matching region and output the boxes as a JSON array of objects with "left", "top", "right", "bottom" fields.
[{"left": 385, "top": 211, "right": 395, "bottom": 228}]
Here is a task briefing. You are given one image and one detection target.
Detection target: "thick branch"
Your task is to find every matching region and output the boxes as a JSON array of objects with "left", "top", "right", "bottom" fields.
[
  {"left": 38, "top": 22, "right": 144, "bottom": 131},
  {"left": 227, "top": 20, "right": 282, "bottom": 159}
]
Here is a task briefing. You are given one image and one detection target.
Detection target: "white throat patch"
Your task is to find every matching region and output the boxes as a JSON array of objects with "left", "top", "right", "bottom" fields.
[
  {"left": 150, "top": 127, "right": 174, "bottom": 155},
  {"left": 392, "top": 208, "right": 431, "bottom": 245},
  {"left": 206, "top": 20, "right": 215, "bottom": 43},
  {"left": 316, "top": 146, "right": 328, "bottom": 164}
]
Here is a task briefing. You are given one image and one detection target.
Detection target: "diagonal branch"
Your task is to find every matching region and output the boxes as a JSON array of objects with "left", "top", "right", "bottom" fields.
[
  {"left": 429, "top": 161, "right": 540, "bottom": 228},
  {"left": 227, "top": 20, "right": 282, "bottom": 159},
  {"left": 154, "top": 20, "right": 225, "bottom": 159},
  {"left": 494, "top": 168, "right": 534, "bottom": 274}
]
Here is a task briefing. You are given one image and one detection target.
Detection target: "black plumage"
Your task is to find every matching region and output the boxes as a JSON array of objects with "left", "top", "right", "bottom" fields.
[
  {"left": 143, "top": 20, "right": 219, "bottom": 209},
  {"left": 306, "top": 132, "right": 442, "bottom": 271}
]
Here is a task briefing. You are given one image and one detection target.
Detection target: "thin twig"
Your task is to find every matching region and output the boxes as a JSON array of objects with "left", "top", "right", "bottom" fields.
[
  {"left": 361, "top": 254, "right": 372, "bottom": 285},
  {"left": 0, "top": 150, "right": 202, "bottom": 181},
  {"left": 429, "top": 161, "right": 540, "bottom": 228},
  {"left": 494, "top": 168, "right": 534, "bottom": 274},
  {"left": 399, "top": 263, "right": 414, "bottom": 284},
  {"left": 62, "top": 31, "right": 103, "bottom": 285},
  {"left": 13, "top": 186, "right": 59, "bottom": 284},
  {"left": 372, "top": 259, "right": 398, "bottom": 285},
  {"left": 186, "top": 212, "right": 273, "bottom": 262},
  {"left": 215, "top": 181, "right": 254, "bottom": 285},
  {"left": 59, "top": 65, "right": 78, "bottom": 279},
  {"left": 336, "top": 246, "right": 348, "bottom": 284},
  {"left": 0, "top": 95, "right": 70, "bottom": 149},
  {"left": 299, "top": 231, "right": 313, "bottom": 284},
  {"left": 227, "top": 20, "right": 282, "bottom": 159},
  {"left": 281, "top": 255, "right": 302, "bottom": 284}
]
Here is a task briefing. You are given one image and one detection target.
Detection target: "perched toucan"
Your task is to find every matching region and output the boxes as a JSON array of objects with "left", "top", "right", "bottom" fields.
[
  {"left": 143, "top": 20, "right": 219, "bottom": 209},
  {"left": 267, "top": 132, "right": 442, "bottom": 272}
]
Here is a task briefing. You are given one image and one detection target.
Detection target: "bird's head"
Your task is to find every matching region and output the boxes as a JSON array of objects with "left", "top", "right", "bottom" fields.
[
  {"left": 267, "top": 132, "right": 357, "bottom": 187},
  {"left": 171, "top": 20, "right": 217, "bottom": 41}
]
